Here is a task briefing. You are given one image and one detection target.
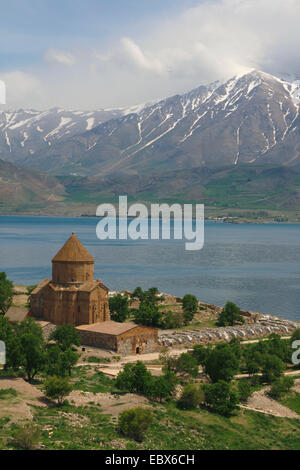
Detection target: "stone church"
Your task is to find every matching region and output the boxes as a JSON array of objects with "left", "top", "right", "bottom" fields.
[
  {"left": 30, "top": 233, "right": 110, "bottom": 326},
  {"left": 30, "top": 233, "right": 158, "bottom": 355}
]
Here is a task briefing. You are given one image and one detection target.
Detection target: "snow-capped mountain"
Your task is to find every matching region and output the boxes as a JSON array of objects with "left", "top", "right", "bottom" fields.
[
  {"left": 0, "top": 107, "right": 125, "bottom": 164},
  {"left": 1, "top": 70, "right": 300, "bottom": 176}
]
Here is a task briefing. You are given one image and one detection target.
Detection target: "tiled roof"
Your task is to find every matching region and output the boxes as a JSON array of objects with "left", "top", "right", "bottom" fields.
[
  {"left": 52, "top": 233, "right": 94, "bottom": 263},
  {"left": 76, "top": 321, "right": 139, "bottom": 336},
  {"left": 47, "top": 280, "right": 108, "bottom": 293},
  {"left": 5, "top": 307, "right": 29, "bottom": 322}
]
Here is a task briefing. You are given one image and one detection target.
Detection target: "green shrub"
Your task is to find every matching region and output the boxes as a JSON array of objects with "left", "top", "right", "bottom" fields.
[
  {"left": 0, "top": 388, "right": 17, "bottom": 399},
  {"left": 118, "top": 407, "right": 153, "bottom": 442},
  {"left": 268, "top": 376, "right": 295, "bottom": 400},
  {"left": 87, "top": 356, "right": 111, "bottom": 364},
  {"left": 291, "top": 329, "right": 300, "bottom": 341},
  {"left": 218, "top": 302, "right": 244, "bottom": 326},
  {"left": 182, "top": 295, "right": 198, "bottom": 324},
  {"left": 161, "top": 310, "right": 184, "bottom": 329},
  {"left": 237, "top": 380, "right": 252, "bottom": 403},
  {"left": 43, "top": 376, "right": 72, "bottom": 405},
  {"left": 0, "top": 272, "right": 13, "bottom": 316},
  {"left": 115, "top": 361, "right": 154, "bottom": 396},
  {"left": 10, "top": 424, "right": 40, "bottom": 450},
  {"left": 178, "top": 383, "right": 205, "bottom": 409}
]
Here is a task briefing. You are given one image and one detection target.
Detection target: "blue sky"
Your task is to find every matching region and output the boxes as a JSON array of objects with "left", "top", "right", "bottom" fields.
[
  {"left": 0, "top": 0, "right": 299, "bottom": 110},
  {"left": 1, "top": 0, "right": 199, "bottom": 69}
]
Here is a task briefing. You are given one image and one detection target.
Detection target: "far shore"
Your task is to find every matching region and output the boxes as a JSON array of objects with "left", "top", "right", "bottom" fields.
[{"left": 1, "top": 213, "right": 300, "bottom": 224}]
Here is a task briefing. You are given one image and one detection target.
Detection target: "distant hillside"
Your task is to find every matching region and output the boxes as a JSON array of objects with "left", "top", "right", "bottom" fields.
[
  {"left": 2, "top": 160, "right": 300, "bottom": 218},
  {"left": 61, "top": 164, "right": 300, "bottom": 212},
  {"left": 0, "top": 159, "right": 66, "bottom": 213}
]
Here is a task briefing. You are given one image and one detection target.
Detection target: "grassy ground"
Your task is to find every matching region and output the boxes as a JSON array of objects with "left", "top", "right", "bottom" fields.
[
  {"left": 281, "top": 392, "right": 300, "bottom": 415},
  {"left": 1, "top": 396, "right": 300, "bottom": 450},
  {"left": 1, "top": 364, "right": 300, "bottom": 450}
]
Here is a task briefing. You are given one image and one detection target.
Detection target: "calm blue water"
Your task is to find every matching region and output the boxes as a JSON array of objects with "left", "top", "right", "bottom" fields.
[{"left": 1, "top": 216, "right": 300, "bottom": 321}]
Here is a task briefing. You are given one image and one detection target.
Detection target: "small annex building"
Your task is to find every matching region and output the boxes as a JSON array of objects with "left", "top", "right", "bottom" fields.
[{"left": 77, "top": 321, "right": 158, "bottom": 355}]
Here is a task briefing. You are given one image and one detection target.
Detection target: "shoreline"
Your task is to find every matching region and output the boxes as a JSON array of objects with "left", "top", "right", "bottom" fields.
[{"left": 1, "top": 213, "right": 300, "bottom": 225}]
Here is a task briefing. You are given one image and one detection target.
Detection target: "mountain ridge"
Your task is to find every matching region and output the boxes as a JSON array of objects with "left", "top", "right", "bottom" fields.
[{"left": 1, "top": 70, "right": 300, "bottom": 177}]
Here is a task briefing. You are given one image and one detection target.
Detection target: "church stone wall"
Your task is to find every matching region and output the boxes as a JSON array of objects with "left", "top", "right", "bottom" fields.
[{"left": 52, "top": 261, "right": 94, "bottom": 284}]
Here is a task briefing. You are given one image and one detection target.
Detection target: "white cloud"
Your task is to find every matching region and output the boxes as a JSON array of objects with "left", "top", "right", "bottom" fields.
[
  {"left": 120, "top": 37, "right": 166, "bottom": 75},
  {"left": 44, "top": 48, "right": 76, "bottom": 66},
  {"left": 3, "top": 0, "right": 300, "bottom": 109},
  {"left": 0, "top": 71, "right": 45, "bottom": 109}
]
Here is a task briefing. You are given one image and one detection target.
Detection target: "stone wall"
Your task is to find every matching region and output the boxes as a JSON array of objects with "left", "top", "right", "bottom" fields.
[
  {"left": 158, "top": 314, "right": 298, "bottom": 348},
  {"left": 77, "top": 329, "right": 118, "bottom": 351}
]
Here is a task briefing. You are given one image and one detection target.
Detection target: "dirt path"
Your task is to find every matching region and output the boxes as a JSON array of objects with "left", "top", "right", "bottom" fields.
[
  {"left": 91, "top": 348, "right": 190, "bottom": 377},
  {"left": 235, "top": 370, "right": 300, "bottom": 380},
  {"left": 241, "top": 386, "right": 300, "bottom": 419}
]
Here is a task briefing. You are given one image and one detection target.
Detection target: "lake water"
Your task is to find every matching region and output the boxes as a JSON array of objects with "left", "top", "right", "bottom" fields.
[{"left": 1, "top": 216, "right": 300, "bottom": 322}]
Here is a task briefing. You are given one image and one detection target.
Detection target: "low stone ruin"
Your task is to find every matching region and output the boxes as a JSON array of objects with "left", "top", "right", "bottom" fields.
[{"left": 158, "top": 313, "right": 298, "bottom": 348}]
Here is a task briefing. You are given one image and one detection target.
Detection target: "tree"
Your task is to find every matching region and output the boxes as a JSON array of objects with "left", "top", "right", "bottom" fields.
[
  {"left": 268, "top": 376, "right": 295, "bottom": 400},
  {"left": 237, "top": 380, "right": 252, "bottom": 403},
  {"left": 229, "top": 338, "right": 243, "bottom": 361},
  {"left": 218, "top": 301, "right": 244, "bottom": 326},
  {"left": 0, "top": 272, "right": 13, "bottom": 316},
  {"left": 161, "top": 310, "right": 184, "bottom": 329},
  {"left": 262, "top": 354, "right": 285, "bottom": 383},
  {"left": 178, "top": 384, "right": 205, "bottom": 409},
  {"left": 46, "top": 345, "right": 79, "bottom": 377},
  {"left": 50, "top": 324, "right": 80, "bottom": 351},
  {"left": 43, "top": 376, "right": 72, "bottom": 405},
  {"left": 134, "top": 303, "right": 162, "bottom": 327},
  {"left": 176, "top": 353, "right": 199, "bottom": 378},
  {"left": 131, "top": 287, "right": 145, "bottom": 302},
  {"left": 266, "top": 334, "right": 291, "bottom": 363},
  {"left": 18, "top": 318, "right": 46, "bottom": 382},
  {"left": 245, "top": 350, "right": 263, "bottom": 377},
  {"left": 0, "top": 316, "right": 22, "bottom": 370},
  {"left": 192, "top": 344, "right": 211, "bottom": 366},
  {"left": 109, "top": 294, "right": 130, "bottom": 323},
  {"left": 204, "top": 344, "right": 240, "bottom": 383},
  {"left": 118, "top": 407, "right": 153, "bottom": 442},
  {"left": 131, "top": 287, "right": 161, "bottom": 306},
  {"left": 291, "top": 329, "right": 300, "bottom": 342},
  {"left": 182, "top": 294, "right": 198, "bottom": 324},
  {"left": 151, "top": 375, "right": 174, "bottom": 402},
  {"left": 203, "top": 381, "right": 240, "bottom": 416},
  {"left": 115, "top": 361, "right": 154, "bottom": 396}
]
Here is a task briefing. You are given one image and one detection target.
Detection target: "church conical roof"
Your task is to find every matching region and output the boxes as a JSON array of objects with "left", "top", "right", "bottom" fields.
[{"left": 52, "top": 233, "right": 94, "bottom": 263}]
